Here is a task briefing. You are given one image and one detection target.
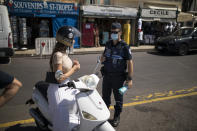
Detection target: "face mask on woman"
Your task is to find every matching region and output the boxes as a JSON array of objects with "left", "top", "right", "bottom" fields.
[{"left": 111, "top": 33, "right": 119, "bottom": 41}]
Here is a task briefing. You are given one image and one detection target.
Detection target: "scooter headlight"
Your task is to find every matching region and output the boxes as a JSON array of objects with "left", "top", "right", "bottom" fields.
[
  {"left": 84, "top": 76, "right": 96, "bottom": 88},
  {"left": 82, "top": 111, "right": 97, "bottom": 120},
  {"left": 79, "top": 74, "right": 99, "bottom": 89}
]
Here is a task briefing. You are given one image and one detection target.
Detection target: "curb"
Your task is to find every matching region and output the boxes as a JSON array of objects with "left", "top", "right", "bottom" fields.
[{"left": 13, "top": 48, "right": 155, "bottom": 57}]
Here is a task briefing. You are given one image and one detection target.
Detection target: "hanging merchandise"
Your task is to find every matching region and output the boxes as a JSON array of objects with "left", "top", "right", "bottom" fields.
[
  {"left": 123, "top": 21, "right": 131, "bottom": 45},
  {"left": 82, "top": 23, "right": 94, "bottom": 47},
  {"left": 39, "top": 20, "right": 49, "bottom": 37},
  {"left": 102, "top": 32, "right": 109, "bottom": 45},
  {"left": 138, "top": 31, "right": 143, "bottom": 41},
  {"left": 10, "top": 16, "right": 19, "bottom": 48},
  {"left": 19, "top": 18, "right": 27, "bottom": 49},
  {"left": 138, "top": 18, "right": 142, "bottom": 31},
  {"left": 138, "top": 18, "right": 143, "bottom": 43}
]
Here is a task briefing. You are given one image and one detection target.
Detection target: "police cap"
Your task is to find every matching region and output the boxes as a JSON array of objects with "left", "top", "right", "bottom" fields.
[{"left": 111, "top": 22, "right": 121, "bottom": 30}]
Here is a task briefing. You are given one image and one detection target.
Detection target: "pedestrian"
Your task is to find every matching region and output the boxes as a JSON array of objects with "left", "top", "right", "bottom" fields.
[
  {"left": 47, "top": 26, "right": 81, "bottom": 131},
  {"left": 93, "top": 24, "right": 100, "bottom": 47},
  {"left": 100, "top": 22, "right": 133, "bottom": 127},
  {"left": 0, "top": 70, "right": 22, "bottom": 107}
]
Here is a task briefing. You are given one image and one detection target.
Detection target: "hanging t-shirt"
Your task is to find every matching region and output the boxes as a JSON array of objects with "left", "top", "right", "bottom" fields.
[{"left": 123, "top": 24, "right": 131, "bottom": 45}]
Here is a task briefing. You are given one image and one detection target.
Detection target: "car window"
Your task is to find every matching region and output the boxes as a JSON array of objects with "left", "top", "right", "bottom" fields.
[{"left": 173, "top": 28, "right": 193, "bottom": 36}]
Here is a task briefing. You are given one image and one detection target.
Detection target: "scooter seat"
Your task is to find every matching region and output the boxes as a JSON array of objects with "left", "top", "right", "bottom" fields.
[{"left": 35, "top": 81, "right": 49, "bottom": 102}]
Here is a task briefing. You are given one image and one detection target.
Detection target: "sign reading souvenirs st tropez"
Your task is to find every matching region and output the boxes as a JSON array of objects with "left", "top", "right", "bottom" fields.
[
  {"left": 141, "top": 9, "right": 176, "bottom": 18},
  {"left": 7, "top": 0, "right": 79, "bottom": 15}
]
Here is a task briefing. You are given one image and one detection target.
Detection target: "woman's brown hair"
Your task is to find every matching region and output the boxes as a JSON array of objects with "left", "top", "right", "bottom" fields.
[{"left": 49, "top": 42, "right": 68, "bottom": 71}]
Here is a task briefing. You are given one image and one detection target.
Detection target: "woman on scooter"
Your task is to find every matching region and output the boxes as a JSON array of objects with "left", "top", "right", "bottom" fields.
[{"left": 47, "top": 26, "right": 81, "bottom": 131}]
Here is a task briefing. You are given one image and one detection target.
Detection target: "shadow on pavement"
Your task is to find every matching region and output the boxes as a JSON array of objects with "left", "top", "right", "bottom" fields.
[
  {"left": 147, "top": 51, "right": 177, "bottom": 56},
  {"left": 5, "top": 124, "right": 38, "bottom": 131},
  {"left": 147, "top": 50, "right": 197, "bottom": 56}
]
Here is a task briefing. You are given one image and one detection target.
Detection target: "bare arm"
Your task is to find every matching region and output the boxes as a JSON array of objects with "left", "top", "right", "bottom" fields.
[
  {"left": 127, "top": 59, "right": 133, "bottom": 89},
  {"left": 100, "top": 53, "right": 105, "bottom": 63},
  {"left": 0, "top": 78, "right": 22, "bottom": 107},
  {"left": 53, "top": 63, "right": 80, "bottom": 83},
  {"left": 127, "top": 60, "right": 133, "bottom": 78}
]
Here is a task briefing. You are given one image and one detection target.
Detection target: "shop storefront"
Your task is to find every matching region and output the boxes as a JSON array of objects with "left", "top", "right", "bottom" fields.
[
  {"left": 6, "top": 0, "right": 79, "bottom": 49},
  {"left": 177, "top": 12, "right": 196, "bottom": 27},
  {"left": 80, "top": 5, "right": 138, "bottom": 47},
  {"left": 139, "top": 8, "right": 177, "bottom": 45}
]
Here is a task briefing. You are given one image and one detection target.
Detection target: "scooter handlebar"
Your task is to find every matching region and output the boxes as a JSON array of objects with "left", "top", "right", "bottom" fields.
[{"left": 59, "top": 82, "right": 76, "bottom": 89}]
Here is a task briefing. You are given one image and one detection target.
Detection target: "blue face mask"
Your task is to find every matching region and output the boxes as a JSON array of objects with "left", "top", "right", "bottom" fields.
[{"left": 111, "top": 33, "right": 119, "bottom": 40}]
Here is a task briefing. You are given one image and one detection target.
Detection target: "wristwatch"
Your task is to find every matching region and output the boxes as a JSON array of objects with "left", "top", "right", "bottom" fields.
[{"left": 127, "top": 76, "right": 132, "bottom": 81}]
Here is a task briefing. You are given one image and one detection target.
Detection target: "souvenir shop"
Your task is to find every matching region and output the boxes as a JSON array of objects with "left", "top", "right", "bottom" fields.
[
  {"left": 139, "top": 8, "right": 177, "bottom": 45},
  {"left": 80, "top": 5, "right": 138, "bottom": 47},
  {"left": 6, "top": 0, "right": 79, "bottom": 49}
]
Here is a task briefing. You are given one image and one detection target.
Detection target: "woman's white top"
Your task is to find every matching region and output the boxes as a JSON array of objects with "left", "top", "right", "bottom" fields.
[{"left": 52, "top": 51, "right": 73, "bottom": 73}]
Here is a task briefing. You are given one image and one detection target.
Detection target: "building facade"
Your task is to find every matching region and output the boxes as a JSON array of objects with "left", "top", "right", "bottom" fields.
[
  {"left": 79, "top": 0, "right": 138, "bottom": 46},
  {"left": 109, "top": 0, "right": 182, "bottom": 45},
  {"left": 5, "top": 0, "right": 80, "bottom": 49},
  {"left": 182, "top": 0, "right": 197, "bottom": 27},
  {"left": 4, "top": 0, "right": 195, "bottom": 48}
]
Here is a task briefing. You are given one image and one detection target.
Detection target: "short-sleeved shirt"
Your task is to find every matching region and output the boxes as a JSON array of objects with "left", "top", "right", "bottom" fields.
[
  {"left": 103, "top": 40, "right": 132, "bottom": 74},
  {"left": 0, "top": 70, "right": 14, "bottom": 89},
  {"left": 52, "top": 52, "right": 73, "bottom": 73}
]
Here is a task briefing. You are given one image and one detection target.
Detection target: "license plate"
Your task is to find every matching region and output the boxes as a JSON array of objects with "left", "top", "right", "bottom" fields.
[
  {"left": 158, "top": 46, "right": 163, "bottom": 50},
  {"left": 0, "top": 52, "right": 6, "bottom": 57}
]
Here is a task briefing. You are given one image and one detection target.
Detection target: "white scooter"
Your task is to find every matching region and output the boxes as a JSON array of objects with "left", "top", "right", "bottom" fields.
[{"left": 26, "top": 57, "right": 115, "bottom": 131}]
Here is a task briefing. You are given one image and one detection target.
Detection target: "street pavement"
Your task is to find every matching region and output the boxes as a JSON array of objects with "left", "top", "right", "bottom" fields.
[{"left": 0, "top": 51, "right": 197, "bottom": 131}]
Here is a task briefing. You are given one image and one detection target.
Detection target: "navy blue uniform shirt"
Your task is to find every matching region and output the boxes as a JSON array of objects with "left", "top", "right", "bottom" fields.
[{"left": 103, "top": 40, "right": 132, "bottom": 74}]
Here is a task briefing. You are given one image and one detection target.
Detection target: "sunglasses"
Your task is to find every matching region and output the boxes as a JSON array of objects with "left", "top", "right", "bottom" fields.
[{"left": 111, "top": 31, "right": 119, "bottom": 34}]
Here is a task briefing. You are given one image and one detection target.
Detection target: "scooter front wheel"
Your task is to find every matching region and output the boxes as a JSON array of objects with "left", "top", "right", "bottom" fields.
[
  {"left": 35, "top": 120, "right": 50, "bottom": 131},
  {"left": 94, "top": 121, "right": 115, "bottom": 131}
]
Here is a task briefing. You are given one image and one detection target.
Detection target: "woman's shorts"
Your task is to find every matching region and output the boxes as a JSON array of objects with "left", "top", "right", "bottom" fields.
[{"left": 0, "top": 70, "right": 14, "bottom": 89}]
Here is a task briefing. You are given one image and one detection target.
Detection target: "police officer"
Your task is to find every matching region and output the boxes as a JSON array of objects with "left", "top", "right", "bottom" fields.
[{"left": 101, "top": 22, "right": 133, "bottom": 127}]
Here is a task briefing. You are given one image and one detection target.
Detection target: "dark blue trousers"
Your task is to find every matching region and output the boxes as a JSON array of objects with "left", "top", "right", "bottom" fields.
[{"left": 102, "top": 74, "right": 125, "bottom": 115}]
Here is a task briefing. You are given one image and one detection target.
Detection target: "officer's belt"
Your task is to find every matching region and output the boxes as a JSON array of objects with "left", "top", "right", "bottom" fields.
[
  {"left": 105, "top": 57, "right": 125, "bottom": 63},
  {"left": 105, "top": 72, "right": 125, "bottom": 77}
]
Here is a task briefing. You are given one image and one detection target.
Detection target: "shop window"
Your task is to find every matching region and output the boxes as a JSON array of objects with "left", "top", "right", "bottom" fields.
[
  {"left": 186, "top": 21, "right": 193, "bottom": 27},
  {"left": 104, "top": 0, "right": 110, "bottom": 5},
  {"left": 90, "top": 0, "right": 96, "bottom": 4},
  {"left": 194, "top": 22, "right": 197, "bottom": 27},
  {"left": 0, "top": 14, "right": 3, "bottom": 32}
]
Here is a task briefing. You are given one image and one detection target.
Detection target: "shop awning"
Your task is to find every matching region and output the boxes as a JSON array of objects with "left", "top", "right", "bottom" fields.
[
  {"left": 147, "top": 5, "right": 179, "bottom": 11},
  {"left": 141, "top": 8, "right": 177, "bottom": 19},
  {"left": 141, "top": 18, "right": 176, "bottom": 22},
  {"left": 81, "top": 5, "right": 137, "bottom": 19},
  {"left": 177, "top": 12, "right": 194, "bottom": 22},
  {"left": 140, "top": 7, "right": 177, "bottom": 23}
]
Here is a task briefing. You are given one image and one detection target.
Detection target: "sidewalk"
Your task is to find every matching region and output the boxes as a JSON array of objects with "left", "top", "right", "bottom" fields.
[{"left": 14, "top": 45, "right": 155, "bottom": 57}]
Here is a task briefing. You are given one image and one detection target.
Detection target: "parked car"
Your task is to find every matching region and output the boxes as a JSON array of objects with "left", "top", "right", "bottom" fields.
[
  {"left": 0, "top": 5, "right": 14, "bottom": 63},
  {"left": 155, "top": 27, "right": 197, "bottom": 55}
]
